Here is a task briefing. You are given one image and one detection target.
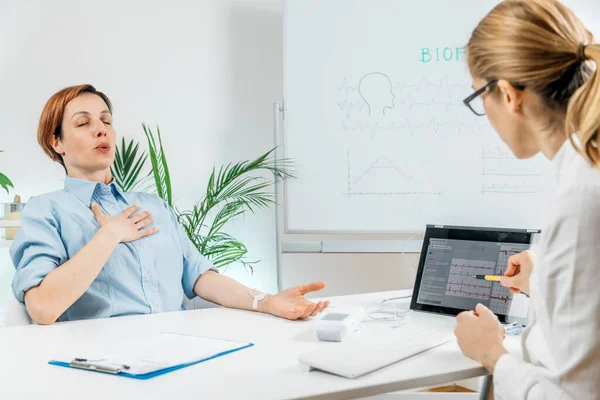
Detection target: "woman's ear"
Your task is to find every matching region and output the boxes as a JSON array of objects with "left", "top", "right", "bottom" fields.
[
  {"left": 51, "top": 135, "right": 65, "bottom": 156},
  {"left": 496, "top": 80, "right": 524, "bottom": 114}
]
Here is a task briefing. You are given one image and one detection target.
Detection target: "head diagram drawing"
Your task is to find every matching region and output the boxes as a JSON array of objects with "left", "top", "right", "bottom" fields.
[{"left": 358, "top": 72, "right": 396, "bottom": 116}]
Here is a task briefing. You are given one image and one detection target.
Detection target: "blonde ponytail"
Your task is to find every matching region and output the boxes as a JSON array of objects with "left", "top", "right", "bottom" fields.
[
  {"left": 566, "top": 44, "right": 600, "bottom": 165},
  {"left": 467, "top": 0, "right": 600, "bottom": 164}
]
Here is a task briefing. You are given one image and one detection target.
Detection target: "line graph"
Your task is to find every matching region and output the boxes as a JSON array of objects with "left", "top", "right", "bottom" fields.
[
  {"left": 482, "top": 182, "right": 541, "bottom": 194},
  {"left": 340, "top": 118, "right": 492, "bottom": 138},
  {"left": 445, "top": 258, "right": 495, "bottom": 299},
  {"left": 481, "top": 147, "right": 513, "bottom": 160},
  {"left": 345, "top": 149, "right": 442, "bottom": 197},
  {"left": 481, "top": 166, "right": 543, "bottom": 178},
  {"left": 481, "top": 146, "right": 547, "bottom": 196},
  {"left": 352, "top": 156, "right": 416, "bottom": 184}
]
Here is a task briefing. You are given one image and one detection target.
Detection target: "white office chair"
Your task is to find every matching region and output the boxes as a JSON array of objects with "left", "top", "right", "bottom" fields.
[{"left": 2, "top": 295, "right": 32, "bottom": 327}]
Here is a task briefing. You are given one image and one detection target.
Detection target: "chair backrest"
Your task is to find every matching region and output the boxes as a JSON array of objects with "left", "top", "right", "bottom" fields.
[{"left": 2, "top": 296, "right": 32, "bottom": 327}]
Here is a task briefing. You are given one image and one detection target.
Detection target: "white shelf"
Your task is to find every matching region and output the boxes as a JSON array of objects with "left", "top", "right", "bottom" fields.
[{"left": 0, "top": 220, "right": 20, "bottom": 228}]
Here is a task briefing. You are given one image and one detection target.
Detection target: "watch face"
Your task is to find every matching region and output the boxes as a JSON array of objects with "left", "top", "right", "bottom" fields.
[{"left": 321, "top": 313, "right": 349, "bottom": 321}]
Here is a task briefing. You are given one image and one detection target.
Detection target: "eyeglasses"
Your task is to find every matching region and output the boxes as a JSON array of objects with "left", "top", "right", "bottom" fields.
[{"left": 463, "top": 80, "right": 498, "bottom": 116}]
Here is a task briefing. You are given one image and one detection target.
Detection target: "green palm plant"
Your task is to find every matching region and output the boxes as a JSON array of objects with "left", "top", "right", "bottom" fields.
[
  {"left": 143, "top": 124, "right": 172, "bottom": 207},
  {"left": 111, "top": 138, "right": 154, "bottom": 193},
  {"left": 0, "top": 150, "right": 14, "bottom": 194},
  {"left": 143, "top": 124, "right": 294, "bottom": 271}
]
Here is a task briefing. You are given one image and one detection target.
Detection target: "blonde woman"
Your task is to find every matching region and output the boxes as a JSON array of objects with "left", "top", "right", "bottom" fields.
[
  {"left": 453, "top": 1, "right": 600, "bottom": 398},
  {"left": 11, "top": 85, "right": 330, "bottom": 324}
]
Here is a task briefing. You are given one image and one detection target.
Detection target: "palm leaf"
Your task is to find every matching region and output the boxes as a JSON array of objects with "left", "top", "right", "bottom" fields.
[
  {"left": 142, "top": 132, "right": 296, "bottom": 271},
  {"left": 130, "top": 174, "right": 157, "bottom": 193},
  {"left": 143, "top": 123, "right": 172, "bottom": 206},
  {"left": 111, "top": 137, "right": 149, "bottom": 192},
  {"left": 202, "top": 237, "right": 248, "bottom": 270},
  {"left": 0, "top": 172, "right": 13, "bottom": 194},
  {"left": 178, "top": 148, "right": 295, "bottom": 271}
]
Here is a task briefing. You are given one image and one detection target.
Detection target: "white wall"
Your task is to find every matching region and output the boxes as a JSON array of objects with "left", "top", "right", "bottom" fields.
[
  {"left": 0, "top": 1, "right": 422, "bottom": 324},
  {"left": 0, "top": 0, "right": 284, "bottom": 310}
]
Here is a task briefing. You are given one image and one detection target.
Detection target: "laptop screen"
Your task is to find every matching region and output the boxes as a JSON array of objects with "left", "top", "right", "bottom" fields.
[{"left": 410, "top": 225, "right": 540, "bottom": 322}]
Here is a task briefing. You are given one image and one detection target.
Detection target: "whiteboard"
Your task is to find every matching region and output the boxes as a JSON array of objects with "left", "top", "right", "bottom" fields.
[{"left": 283, "top": 0, "right": 599, "bottom": 233}]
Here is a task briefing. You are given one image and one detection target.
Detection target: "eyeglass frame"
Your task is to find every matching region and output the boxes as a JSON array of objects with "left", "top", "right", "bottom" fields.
[
  {"left": 463, "top": 80, "right": 527, "bottom": 116},
  {"left": 462, "top": 80, "right": 498, "bottom": 116}
]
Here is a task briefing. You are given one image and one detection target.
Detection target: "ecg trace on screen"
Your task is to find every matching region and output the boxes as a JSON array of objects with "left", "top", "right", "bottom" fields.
[{"left": 445, "top": 258, "right": 495, "bottom": 300}]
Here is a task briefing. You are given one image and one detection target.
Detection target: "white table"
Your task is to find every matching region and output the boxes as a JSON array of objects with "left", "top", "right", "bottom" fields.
[{"left": 0, "top": 290, "right": 521, "bottom": 400}]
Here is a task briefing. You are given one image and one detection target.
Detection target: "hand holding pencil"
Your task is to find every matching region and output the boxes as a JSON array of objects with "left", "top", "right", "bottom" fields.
[
  {"left": 498, "top": 250, "right": 536, "bottom": 296},
  {"left": 472, "top": 250, "right": 536, "bottom": 295}
]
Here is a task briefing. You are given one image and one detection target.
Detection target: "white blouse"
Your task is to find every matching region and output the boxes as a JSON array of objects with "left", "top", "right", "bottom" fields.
[{"left": 493, "top": 141, "right": 600, "bottom": 399}]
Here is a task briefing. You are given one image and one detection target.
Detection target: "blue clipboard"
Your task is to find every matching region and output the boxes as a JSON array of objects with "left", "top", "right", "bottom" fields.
[{"left": 48, "top": 333, "right": 254, "bottom": 380}]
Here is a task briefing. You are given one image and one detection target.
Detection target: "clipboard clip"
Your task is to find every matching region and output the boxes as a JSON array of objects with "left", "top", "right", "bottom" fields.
[{"left": 69, "top": 358, "right": 130, "bottom": 375}]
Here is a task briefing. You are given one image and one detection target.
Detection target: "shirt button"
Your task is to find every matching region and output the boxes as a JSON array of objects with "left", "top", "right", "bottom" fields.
[
  {"left": 109, "top": 204, "right": 115, "bottom": 208},
  {"left": 152, "top": 301, "right": 159, "bottom": 307},
  {"left": 147, "top": 271, "right": 153, "bottom": 278},
  {"left": 140, "top": 243, "right": 145, "bottom": 248}
]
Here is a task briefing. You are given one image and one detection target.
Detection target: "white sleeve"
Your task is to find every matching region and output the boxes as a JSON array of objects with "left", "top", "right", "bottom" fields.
[{"left": 493, "top": 187, "right": 600, "bottom": 399}]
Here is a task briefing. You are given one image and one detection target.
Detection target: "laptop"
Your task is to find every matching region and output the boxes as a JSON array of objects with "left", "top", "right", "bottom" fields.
[
  {"left": 298, "top": 224, "right": 539, "bottom": 379},
  {"left": 410, "top": 224, "right": 540, "bottom": 323}
]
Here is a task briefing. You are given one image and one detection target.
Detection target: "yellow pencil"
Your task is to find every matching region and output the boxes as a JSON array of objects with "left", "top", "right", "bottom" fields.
[{"left": 472, "top": 275, "right": 501, "bottom": 281}]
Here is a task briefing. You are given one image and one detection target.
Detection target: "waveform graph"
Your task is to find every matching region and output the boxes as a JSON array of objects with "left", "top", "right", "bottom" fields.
[
  {"left": 497, "top": 248, "right": 522, "bottom": 275},
  {"left": 481, "top": 146, "right": 514, "bottom": 160},
  {"left": 489, "top": 285, "right": 512, "bottom": 315},
  {"left": 336, "top": 75, "right": 471, "bottom": 101},
  {"left": 338, "top": 100, "right": 367, "bottom": 119},
  {"left": 392, "top": 75, "right": 471, "bottom": 99},
  {"left": 445, "top": 258, "right": 495, "bottom": 299},
  {"left": 481, "top": 182, "right": 541, "bottom": 194},
  {"left": 489, "top": 246, "right": 523, "bottom": 314},
  {"left": 346, "top": 150, "right": 441, "bottom": 196},
  {"left": 336, "top": 75, "right": 477, "bottom": 119},
  {"left": 481, "top": 166, "right": 543, "bottom": 178},
  {"left": 480, "top": 146, "right": 549, "bottom": 195},
  {"left": 340, "top": 117, "right": 492, "bottom": 138}
]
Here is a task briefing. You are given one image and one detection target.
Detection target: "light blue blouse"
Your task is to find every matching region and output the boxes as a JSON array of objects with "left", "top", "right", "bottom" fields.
[{"left": 10, "top": 176, "right": 215, "bottom": 322}]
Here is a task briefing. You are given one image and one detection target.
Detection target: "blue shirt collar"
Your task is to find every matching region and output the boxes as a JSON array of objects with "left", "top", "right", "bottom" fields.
[{"left": 64, "top": 176, "right": 129, "bottom": 206}]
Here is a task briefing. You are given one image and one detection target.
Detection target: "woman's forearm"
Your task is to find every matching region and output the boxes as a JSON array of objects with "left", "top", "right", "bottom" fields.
[
  {"left": 24, "top": 227, "right": 120, "bottom": 324},
  {"left": 193, "top": 271, "right": 271, "bottom": 313}
]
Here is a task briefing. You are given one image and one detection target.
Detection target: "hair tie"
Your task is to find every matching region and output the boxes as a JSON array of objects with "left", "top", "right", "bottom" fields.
[{"left": 577, "top": 42, "right": 588, "bottom": 62}]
